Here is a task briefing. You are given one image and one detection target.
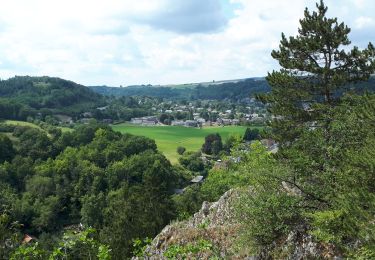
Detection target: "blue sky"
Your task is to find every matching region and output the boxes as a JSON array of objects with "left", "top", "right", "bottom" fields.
[{"left": 0, "top": 0, "right": 374, "bottom": 86}]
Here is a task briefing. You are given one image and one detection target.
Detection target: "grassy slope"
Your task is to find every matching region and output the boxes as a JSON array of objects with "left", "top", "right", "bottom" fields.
[
  {"left": 4, "top": 120, "right": 44, "bottom": 130},
  {"left": 112, "top": 124, "right": 251, "bottom": 163},
  {"left": 3, "top": 120, "right": 73, "bottom": 133}
]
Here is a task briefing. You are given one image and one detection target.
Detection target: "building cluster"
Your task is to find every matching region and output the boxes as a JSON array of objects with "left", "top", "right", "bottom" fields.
[
  {"left": 129, "top": 98, "right": 268, "bottom": 127},
  {"left": 130, "top": 116, "right": 158, "bottom": 126}
]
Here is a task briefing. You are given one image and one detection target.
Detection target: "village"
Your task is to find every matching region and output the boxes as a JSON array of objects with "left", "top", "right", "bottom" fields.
[{"left": 128, "top": 97, "right": 268, "bottom": 127}]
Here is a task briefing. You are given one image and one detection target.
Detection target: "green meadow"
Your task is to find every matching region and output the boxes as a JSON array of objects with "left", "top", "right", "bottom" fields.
[
  {"left": 112, "top": 124, "right": 251, "bottom": 163},
  {"left": 3, "top": 120, "right": 73, "bottom": 133}
]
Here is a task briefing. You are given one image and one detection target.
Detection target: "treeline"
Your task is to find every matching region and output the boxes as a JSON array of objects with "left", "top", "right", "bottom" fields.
[
  {"left": 89, "top": 78, "right": 271, "bottom": 101},
  {"left": 91, "top": 76, "right": 375, "bottom": 102}
]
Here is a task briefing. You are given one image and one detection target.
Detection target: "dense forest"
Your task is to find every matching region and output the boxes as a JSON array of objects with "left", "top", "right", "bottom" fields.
[{"left": 0, "top": 122, "right": 201, "bottom": 258}]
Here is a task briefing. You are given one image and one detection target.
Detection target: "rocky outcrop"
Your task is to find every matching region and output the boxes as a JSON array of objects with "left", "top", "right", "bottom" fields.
[
  {"left": 138, "top": 188, "right": 339, "bottom": 259},
  {"left": 141, "top": 189, "right": 242, "bottom": 259}
]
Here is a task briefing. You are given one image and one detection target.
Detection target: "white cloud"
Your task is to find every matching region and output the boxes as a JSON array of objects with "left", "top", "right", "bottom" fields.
[
  {"left": 0, "top": 0, "right": 373, "bottom": 86},
  {"left": 354, "top": 16, "right": 375, "bottom": 29}
]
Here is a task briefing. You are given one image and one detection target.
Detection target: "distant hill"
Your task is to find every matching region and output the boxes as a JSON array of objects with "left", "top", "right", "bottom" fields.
[
  {"left": 90, "top": 75, "right": 375, "bottom": 101},
  {"left": 89, "top": 78, "right": 271, "bottom": 100},
  {"left": 0, "top": 76, "right": 105, "bottom": 120}
]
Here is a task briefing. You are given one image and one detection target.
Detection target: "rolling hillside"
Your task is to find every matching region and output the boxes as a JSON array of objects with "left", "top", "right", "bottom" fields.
[
  {"left": 90, "top": 75, "right": 375, "bottom": 101},
  {"left": 89, "top": 77, "right": 271, "bottom": 100},
  {"left": 0, "top": 76, "right": 105, "bottom": 120}
]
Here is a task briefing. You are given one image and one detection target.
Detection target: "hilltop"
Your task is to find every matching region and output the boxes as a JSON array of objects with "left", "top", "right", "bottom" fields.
[
  {"left": 89, "top": 77, "right": 271, "bottom": 101},
  {"left": 0, "top": 76, "right": 105, "bottom": 120}
]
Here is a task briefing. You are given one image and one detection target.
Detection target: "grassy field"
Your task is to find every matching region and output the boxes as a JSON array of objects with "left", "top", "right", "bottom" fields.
[
  {"left": 2, "top": 120, "right": 73, "bottom": 133},
  {"left": 3, "top": 120, "right": 45, "bottom": 130},
  {"left": 112, "top": 124, "right": 251, "bottom": 163}
]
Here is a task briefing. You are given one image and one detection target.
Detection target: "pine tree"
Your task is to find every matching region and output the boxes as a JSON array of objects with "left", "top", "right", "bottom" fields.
[
  {"left": 259, "top": 0, "right": 375, "bottom": 145},
  {"left": 253, "top": 2, "right": 375, "bottom": 254}
]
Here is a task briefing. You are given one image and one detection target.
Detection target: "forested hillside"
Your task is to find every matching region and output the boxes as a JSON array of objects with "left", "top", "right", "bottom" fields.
[
  {"left": 0, "top": 76, "right": 105, "bottom": 120},
  {"left": 91, "top": 76, "right": 375, "bottom": 101},
  {"left": 90, "top": 78, "right": 271, "bottom": 100}
]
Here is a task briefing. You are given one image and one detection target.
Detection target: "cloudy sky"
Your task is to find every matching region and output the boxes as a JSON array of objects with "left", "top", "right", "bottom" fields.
[{"left": 0, "top": 0, "right": 374, "bottom": 86}]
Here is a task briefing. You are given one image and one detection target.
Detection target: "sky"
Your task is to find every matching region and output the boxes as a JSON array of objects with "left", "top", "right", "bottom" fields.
[{"left": 0, "top": 0, "right": 374, "bottom": 86}]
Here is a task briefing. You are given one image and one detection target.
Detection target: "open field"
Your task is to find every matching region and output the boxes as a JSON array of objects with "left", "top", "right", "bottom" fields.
[
  {"left": 3, "top": 120, "right": 45, "bottom": 130},
  {"left": 112, "top": 124, "right": 253, "bottom": 163},
  {"left": 2, "top": 120, "right": 73, "bottom": 133}
]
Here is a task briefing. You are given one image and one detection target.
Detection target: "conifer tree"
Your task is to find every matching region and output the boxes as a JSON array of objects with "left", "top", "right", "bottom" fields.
[
  {"left": 254, "top": 2, "right": 375, "bottom": 255},
  {"left": 259, "top": 0, "right": 375, "bottom": 145}
]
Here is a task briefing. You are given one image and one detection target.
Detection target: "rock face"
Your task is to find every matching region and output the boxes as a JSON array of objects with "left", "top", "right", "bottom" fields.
[
  {"left": 141, "top": 189, "right": 242, "bottom": 259},
  {"left": 137, "top": 188, "right": 339, "bottom": 259},
  {"left": 266, "top": 225, "right": 340, "bottom": 260}
]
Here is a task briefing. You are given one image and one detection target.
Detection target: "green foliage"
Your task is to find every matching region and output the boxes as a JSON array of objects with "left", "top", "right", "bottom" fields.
[
  {"left": 90, "top": 78, "right": 271, "bottom": 101},
  {"left": 173, "top": 185, "right": 204, "bottom": 218},
  {"left": 132, "top": 237, "right": 152, "bottom": 257},
  {"left": 163, "top": 239, "right": 216, "bottom": 259},
  {"left": 10, "top": 242, "right": 46, "bottom": 260},
  {"left": 243, "top": 127, "right": 260, "bottom": 141},
  {"left": 0, "top": 212, "right": 22, "bottom": 259},
  {"left": 178, "top": 151, "right": 205, "bottom": 172},
  {"left": 202, "top": 133, "right": 223, "bottom": 155},
  {"left": 259, "top": 0, "right": 375, "bottom": 145},
  {"left": 176, "top": 146, "right": 186, "bottom": 155},
  {"left": 250, "top": 1, "right": 375, "bottom": 257},
  {"left": 0, "top": 134, "right": 15, "bottom": 163},
  {"left": 0, "top": 76, "right": 105, "bottom": 119},
  {"left": 200, "top": 168, "right": 243, "bottom": 202},
  {"left": 233, "top": 143, "right": 302, "bottom": 251},
  {"left": 0, "top": 122, "right": 181, "bottom": 259},
  {"left": 10, "top": 228, "right": 111, "bottom": 260}
]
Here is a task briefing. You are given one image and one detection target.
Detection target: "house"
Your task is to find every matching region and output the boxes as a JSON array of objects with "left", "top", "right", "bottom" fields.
[
  {"left": 55, "top": 114, "right": 73, "bottom": 124},
  {"left": 221, "top": 119, "right": 232, "bottom": 125},
  {"left": 130, "top": 116, "right": 158, "bottom": 125},
  {"left": 251, "top": 113, "right": 259, "bottom": 118},
  {"left": 232, "top": 119, "right": 240, "bottom": 125},
  {"left": 22, "top": 234, "right": 34, "bottom": 244},
  {"left": 81, "top": 118, "right": 92, "bottom": 124},
  {"left": 131, "top": 118, "right": 143, "bottom": 124},
  {"left": 82, "top": 112, "right": 93, "bottom": 118},
  {"left": 96, "top": 106, "right": 109, "bottom": 111},
  {"left": 190, "top": 175, "right": 204, "bottom": 183},
  {"left": 196, "top": 118, "right": 206, "bottom": 124},
  {"left": 185, "top": 120, "right": 198, "bottom": 127},
  {"left": 171, "top": 120, "right": 185, "bottom": 126},
  {"left": 203, "top": 121, "right": 212, "bottom": 127}
]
